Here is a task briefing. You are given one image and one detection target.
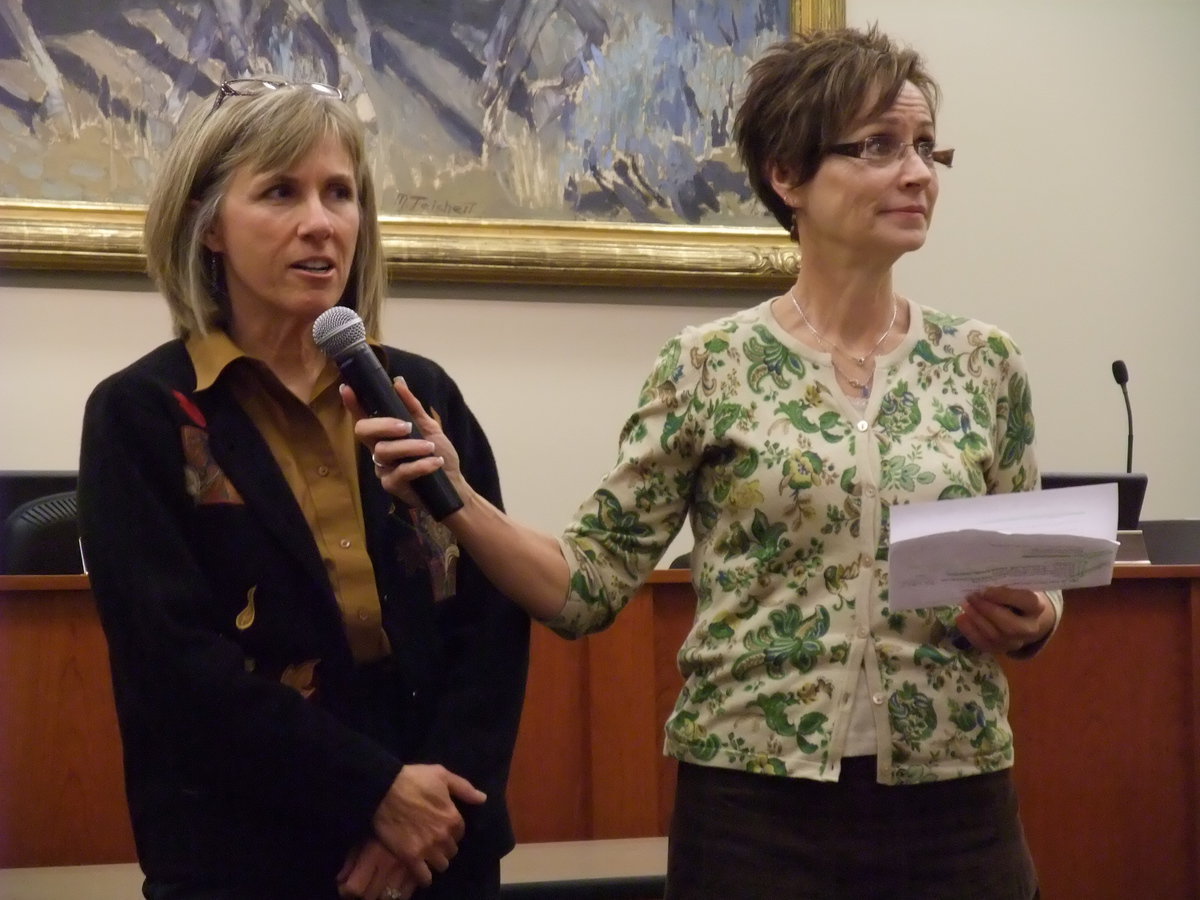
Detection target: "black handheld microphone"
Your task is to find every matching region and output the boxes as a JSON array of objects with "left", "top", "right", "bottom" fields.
[
  {"left": 313, "top": 307, "right": 463, "bottom": 520},
  {"left": 1111, "top": 360, "right": 1133, "bottom": 473}
]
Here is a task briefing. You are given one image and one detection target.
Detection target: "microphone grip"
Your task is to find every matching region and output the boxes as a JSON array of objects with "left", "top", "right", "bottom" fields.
[{"left": 335, "top": 346, "right": 463, "bottom": 520}]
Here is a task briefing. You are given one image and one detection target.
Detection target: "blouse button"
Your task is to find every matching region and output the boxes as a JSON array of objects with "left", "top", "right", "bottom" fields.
[
  {"left": 317, "top": 465, "right": 330, "bottom": 477},
  {"left": 857, "top": 626, "right": 869, "bottom": 638},
  {"left": 357, "top": 609, "right": 369, "bottom": 622},
  {"left": 340, "top": 538, "right": 352, "bottom": 549},
  {"left": 871, "top": 692, "right": 886, "bottom": 706},
  {"left": 855, "top": 420, "right": 870, "bottom": 432}
]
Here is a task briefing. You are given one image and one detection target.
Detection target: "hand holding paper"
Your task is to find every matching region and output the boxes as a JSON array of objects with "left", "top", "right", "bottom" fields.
[{"left": 887, "top": 483, "right": 1119, "bottom": 611}]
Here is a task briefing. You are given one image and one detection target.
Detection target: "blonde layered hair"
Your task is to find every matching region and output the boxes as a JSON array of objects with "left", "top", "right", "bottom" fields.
[{"left": 144, "top": 82, "right": 386, "bottom": 339}]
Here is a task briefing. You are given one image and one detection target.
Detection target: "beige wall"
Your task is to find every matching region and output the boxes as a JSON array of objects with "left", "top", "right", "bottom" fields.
[
  {"left": 2, "top": 0, "right": 1198, "bottom": 549},
  {"left": 843, "top": 0, "right": 1200, "bottom": 524}
]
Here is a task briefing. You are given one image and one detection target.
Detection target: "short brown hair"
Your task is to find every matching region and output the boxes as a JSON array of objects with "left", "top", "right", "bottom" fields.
[
  {"left": 144, "top": 83, "right": 386, "bottom": 339},
  {"left": 734, "top": 25, "right": 941, "bottom": 235}
]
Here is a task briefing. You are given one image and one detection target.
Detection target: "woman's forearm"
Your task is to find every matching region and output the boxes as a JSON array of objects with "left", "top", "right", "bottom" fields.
[
  {"left": 445, "top": 480, "right": 571, "bottom": 621},
  {"left": 346, "top": 375, "right": 574, "bottom": 620}
]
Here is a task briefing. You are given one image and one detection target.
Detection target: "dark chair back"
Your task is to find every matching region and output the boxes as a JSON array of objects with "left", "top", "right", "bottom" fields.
[
  {"left": 1140, "top": 519, "right": 1200, "bottom": 565},
  {"left": 0, "top": 491, "right": 84, "bottom": 575}
]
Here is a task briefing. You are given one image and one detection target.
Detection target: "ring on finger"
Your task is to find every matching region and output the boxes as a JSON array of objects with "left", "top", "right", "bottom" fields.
[{"left": 371, "top": 452, "right": 390, "bottom": 469}]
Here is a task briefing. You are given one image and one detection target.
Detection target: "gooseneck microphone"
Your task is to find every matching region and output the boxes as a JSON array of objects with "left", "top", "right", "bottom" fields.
[
  {"left": 313, "top": 307, "right": 463, "bottom": 520},
  {"left": 1111, "top": 360, "right": 1133, "bottom": 474}
]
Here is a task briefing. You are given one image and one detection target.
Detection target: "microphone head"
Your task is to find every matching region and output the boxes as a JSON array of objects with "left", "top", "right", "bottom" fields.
[
  {"left": 1111, "top": 359, "right": 1129, "bottom": 386},
  {"left": 313, "top": 306, "right": 367, "bottom": 358}
]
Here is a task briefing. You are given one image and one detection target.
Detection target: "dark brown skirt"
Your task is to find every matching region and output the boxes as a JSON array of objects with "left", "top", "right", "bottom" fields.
[{"left": 666, "top": 757, "right": 1038, "bottom": 900}]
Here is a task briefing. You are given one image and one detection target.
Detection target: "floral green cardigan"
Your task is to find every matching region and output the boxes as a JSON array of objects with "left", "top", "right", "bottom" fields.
[{"left": 549, "top": 298, "right": 1062, "bottom": 785}]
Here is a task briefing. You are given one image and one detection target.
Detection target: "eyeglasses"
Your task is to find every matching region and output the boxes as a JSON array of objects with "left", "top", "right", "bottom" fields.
[
  {"left": 827, "top": 135, "right": 955, "bottom": 168},
  {"left": 208, "top": 78, "right": 344, "bottom": 118}
]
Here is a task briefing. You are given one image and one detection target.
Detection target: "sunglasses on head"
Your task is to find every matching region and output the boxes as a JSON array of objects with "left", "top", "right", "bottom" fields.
[{"left": 207, "top": 78, "right": 344, "bottom": 119}]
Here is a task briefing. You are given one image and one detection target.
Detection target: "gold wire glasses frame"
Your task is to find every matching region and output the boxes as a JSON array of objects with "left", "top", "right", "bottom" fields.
[
  {"left": 827, "top": 136, "right": 955, "bottom": 168},
  {"left": 207, "top": 78, "right": 345, "bottom": 118}
]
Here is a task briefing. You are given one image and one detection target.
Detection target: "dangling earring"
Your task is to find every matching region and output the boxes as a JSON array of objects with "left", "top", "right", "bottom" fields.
[
  {"left": 789, "top": 209, "right": 799, "bottom": 242},
  {"left": 206, "top": 250, "right": 229, "bottom": 306}
]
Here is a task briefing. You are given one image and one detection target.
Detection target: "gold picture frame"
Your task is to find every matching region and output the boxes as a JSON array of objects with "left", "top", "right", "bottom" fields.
[{"left": 0, "top": 0, "right": 844, "bottom": 288}]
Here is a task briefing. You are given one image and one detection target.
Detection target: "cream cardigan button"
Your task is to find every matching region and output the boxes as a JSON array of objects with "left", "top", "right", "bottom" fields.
[
  {"left": 855, "top": 420, "right": 869, "bottom": 432},
  {"left": 871, "top": 692, "right": 886, "bottom": 705}
]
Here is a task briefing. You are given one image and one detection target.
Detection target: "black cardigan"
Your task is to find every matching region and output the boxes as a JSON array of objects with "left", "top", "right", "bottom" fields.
[{"left": 78, "top": 339, "right": 529, "bottom": 898}]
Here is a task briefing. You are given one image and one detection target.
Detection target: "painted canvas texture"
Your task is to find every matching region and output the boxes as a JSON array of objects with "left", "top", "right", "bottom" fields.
[{"left": 0, "top": 0, "right": 790, "bottom": 226}]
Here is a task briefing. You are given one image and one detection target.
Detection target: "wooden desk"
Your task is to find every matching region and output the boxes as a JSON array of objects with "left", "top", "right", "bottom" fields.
[{"left": 3, "top": 570, "right": 1198, "bottom": 899}]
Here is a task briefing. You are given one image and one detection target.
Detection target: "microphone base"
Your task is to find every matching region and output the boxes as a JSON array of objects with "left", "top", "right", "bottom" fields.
[{"left": 1116, "top": 530, "right": 1151, "bottom": 565}]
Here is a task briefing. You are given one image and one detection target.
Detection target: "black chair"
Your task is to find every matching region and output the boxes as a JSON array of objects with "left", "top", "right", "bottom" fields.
[
  {"left": 1140, "top": 519, "right": 1200, "bottom": 565},
  {"left": 0, "top": 490, "right": 84, "bottom": 575},
  {"left": 668, "top": 551, "right": 691, "bottom": 569}
]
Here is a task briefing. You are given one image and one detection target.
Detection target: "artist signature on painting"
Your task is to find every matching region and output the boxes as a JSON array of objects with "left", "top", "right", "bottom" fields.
[{"left": 391, "top": 193, "right": 479, "bottom": 216}]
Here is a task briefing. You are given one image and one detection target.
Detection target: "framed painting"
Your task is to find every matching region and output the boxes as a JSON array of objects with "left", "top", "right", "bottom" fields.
[{"left": 0, "top": 0, "right": 844, "bottom": 287}]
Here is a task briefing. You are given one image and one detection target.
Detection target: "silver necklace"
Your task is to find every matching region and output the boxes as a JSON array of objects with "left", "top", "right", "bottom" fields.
[{"left": 788, "top": 288, "right": 899, "bottom": 367}]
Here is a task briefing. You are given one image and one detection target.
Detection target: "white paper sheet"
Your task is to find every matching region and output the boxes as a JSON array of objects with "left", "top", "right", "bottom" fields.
[{"left": 887, "top": 482, "right": 1119, "bottom": 610}]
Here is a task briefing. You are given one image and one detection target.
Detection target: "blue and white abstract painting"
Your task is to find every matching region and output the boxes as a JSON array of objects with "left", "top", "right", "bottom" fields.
[{"left": 0, "top": 0, "right": 791, "bottom": 225}]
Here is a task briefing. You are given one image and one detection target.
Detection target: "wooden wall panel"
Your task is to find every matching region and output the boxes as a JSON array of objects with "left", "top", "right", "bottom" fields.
[
  {"left": 1002, "top": 577, "right": 1199, "bottom": 900},
  {"left": 507, "top": 623, "right": 590, "bottom": 841},
  {"left": 586, "top": 590, "right": 665, "bottom": 838},
  {"left": 0, "top": 578, "right": 134, "bottom": 866},
  {"left": 2, "top": 568, "right": 1197, "bottom": 900},
  {"left": 650, "top": 582, "right": 693, "bottom": 836},
  {"left": 508, "top": 580, "right": 691, "bottom": 842}
]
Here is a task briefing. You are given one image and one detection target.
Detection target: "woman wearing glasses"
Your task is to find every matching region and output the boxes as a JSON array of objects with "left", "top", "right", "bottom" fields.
[
  {"left": 77, "top": 79, "right": 529, "bottom": 900},
  {"left": 357, "top": 27, "right": 1058, "bottom": 900}
]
